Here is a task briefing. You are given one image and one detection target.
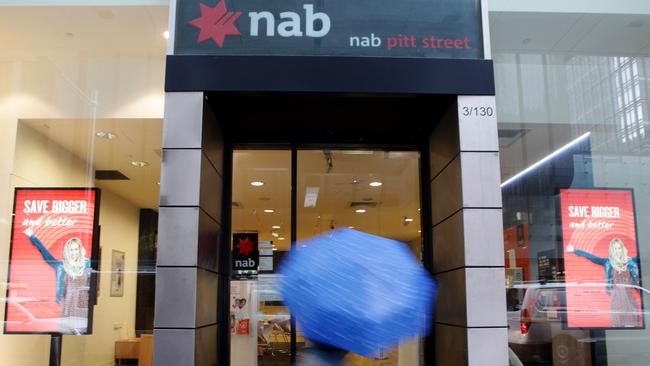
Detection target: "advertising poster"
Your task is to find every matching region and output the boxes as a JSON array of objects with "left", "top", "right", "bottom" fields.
[
  {"left": 232, "top": 232, "right": 259, "bottom": 279},
  {"left": 560, "top": 188, "right": 643, "bottom": 328},
  {"left": 503, "top": 222, "right": 530, "bottom": 281},
  {"left": 230, "top": 284, "right": 250, "bottom": 335},
  {"left": 4, "top": 188, "right": 100, "bottom": 334}
]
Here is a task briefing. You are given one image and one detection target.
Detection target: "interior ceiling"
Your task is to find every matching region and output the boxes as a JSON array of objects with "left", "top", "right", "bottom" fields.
[
  {"left": 22, "top": 118, "right": 162, "bottom": 210},
  {"left": 0, "top": 6, "right": 168, "bottom": 56},
  {"left": 232, "top": 150, "right": 421, "bottom": 251},
  {"left": 490, "top": 12, "right": 650, "bottom": 56}
]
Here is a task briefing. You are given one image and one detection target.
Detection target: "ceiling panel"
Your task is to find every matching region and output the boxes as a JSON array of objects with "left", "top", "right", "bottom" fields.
[
  {"left": 0, "top": 6, "right": 168, "bottom": 55},
  {"left": 22, "top": 118, "right": 162, "bottom": 209}
]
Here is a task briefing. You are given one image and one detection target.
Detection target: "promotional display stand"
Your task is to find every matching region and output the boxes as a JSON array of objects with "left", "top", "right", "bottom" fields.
[
  {"left": 4, "top": 188, "right": 101, "bottom": 364},
  {"left": 50, "top": 334, "right": 62, "bottom": 366}
]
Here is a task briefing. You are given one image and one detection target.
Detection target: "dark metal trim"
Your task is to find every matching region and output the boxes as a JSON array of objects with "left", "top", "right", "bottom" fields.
[
  {"left": 166, "top": 55, "right": 495, "bottom": 95},
  {"left": 290, "top": 145, "right": 298, "bottom": 365}
]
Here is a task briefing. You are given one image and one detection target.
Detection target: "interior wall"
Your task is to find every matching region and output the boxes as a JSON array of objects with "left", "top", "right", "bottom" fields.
[{"left": 0, "top": 122, "right": 140, "bottom": 366}]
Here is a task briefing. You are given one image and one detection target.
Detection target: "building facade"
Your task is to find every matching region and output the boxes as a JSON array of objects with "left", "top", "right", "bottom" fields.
[{"left": 0, "top": 1, "right": 649, "bottom": 365}]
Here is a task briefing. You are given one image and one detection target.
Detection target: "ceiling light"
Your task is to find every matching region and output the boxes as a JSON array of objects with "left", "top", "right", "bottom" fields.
[
  {"left": 96, "top": 131, "right": 117, "bottom": 140},
  {"left": 355, "top": 209, "right": 366, "bottom": 213},
  {"left": 272, "top": 247, "right": 278, "bottom": 251},
  {"left": 250, "top": 181, "right": 265, "bottom": 187},
  {"left": 131, "top": 161, "right": 149, "bottom": 167},
  {"left": 271, "top": 225, "right": 281, "bottom": 229},
  {"left": 418, "top": 230, "right": 422, "bottom": 233},
  {"left": 369, "top": 181, "right": 383, "bottom": 187},
  {"left": 163, "top": 30, "right": 170, "bottom": 39},
  {"left": 342, "top": 150, "right": 374, "bottom": 155},
  {"left": 348, "top": 226, "right": 355, "bottom": 229},
  {"left": 278, "top": 237, "right": 285, "bottom": 240},
  {"left": 264, "top": 209, "right": 275, "bottom": 213},
  {"left": 501, "top": 132, "right": 591, "bottom": 188},
  {"left": 272, "top": 232, "right": 279, "bottom": 237},
  {"left": 404, "top": 218, "right": 414, "bottom": 223}
]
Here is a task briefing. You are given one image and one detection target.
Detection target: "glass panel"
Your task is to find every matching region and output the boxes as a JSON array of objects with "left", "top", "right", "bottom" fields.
[
  {"left": 296, "top": 149, "right": 423, "bottom": 365},
  {"left": 1, "top": 4, "right": 166, "bottom": 364},
  {"left": 491, "top": 9, "right": 650, "bottom": 366},
  {"left": 230, "top": 150, "right": 292, "bottom": 366}
]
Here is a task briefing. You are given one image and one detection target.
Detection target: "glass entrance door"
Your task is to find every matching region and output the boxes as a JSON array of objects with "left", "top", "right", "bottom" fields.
[{"left": 230, "top": 148, "right": 424, "bottom": 366}]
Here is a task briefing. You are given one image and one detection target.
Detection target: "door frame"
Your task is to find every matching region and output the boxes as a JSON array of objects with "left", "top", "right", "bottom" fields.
[{"left": 222, "top": 141, "right": 435, "bottom": 366}]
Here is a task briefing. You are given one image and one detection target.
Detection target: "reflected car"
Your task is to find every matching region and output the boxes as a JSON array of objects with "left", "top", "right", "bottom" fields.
[
  {"left": 507, "top": 282, "right": 650, "bottom": 365},
  {"left": 1, "top": 297, "right": 87, "bottom": 334}
]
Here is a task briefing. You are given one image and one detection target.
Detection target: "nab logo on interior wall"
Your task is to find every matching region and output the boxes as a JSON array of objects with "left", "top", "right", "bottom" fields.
[{"left": 174, "top": 0, "right": 484, "bottom": 58}]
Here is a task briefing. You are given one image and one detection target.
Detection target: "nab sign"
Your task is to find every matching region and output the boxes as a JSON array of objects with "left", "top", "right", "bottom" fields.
[
  {"left": 232, "top": 232, "right": 259, "bottom": 279},
  {"left": 174, "top": 0, "right": 483, "bottom": 58}
]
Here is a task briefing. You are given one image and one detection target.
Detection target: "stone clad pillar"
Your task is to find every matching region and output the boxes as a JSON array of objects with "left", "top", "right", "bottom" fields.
[
  {"left": 429, "top": 96, "right": 508, "bottom": 365},
  {"left": 153, "top": 92, "right": 225, "bottom": 366}
]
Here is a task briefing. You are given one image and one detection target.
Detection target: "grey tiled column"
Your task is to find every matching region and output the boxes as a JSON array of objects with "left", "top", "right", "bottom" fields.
[
  {"left": 154, "top": 92, "right": 225, "bottom": 366},
  {"left": 429, "top": 96, "right": 508, "bottom": 365}
]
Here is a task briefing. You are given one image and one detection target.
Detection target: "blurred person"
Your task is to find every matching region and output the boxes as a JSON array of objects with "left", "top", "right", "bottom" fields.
[
  {"left": 567, "top": 238, "right": 641, "bottom": 327},
  {"left": 280, "top": 228, "right": 436, "bottom": 365},
  {"left": 24, "top": 228, "right": 91, "bottom": 334},
  {"left": 298, "top": 341, "right": 348, "bottom": 366}
]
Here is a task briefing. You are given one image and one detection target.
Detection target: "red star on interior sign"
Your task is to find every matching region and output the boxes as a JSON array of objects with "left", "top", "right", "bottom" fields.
[
  {"left": 189, "top": 1, "right": 241, "bottom": 48},
  {"left": 237, "top": 237, "right": 254, "bottom": 256}
]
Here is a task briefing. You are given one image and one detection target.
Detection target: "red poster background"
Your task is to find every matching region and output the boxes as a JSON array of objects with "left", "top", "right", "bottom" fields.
[
  {"left": 4, "top": 188, "right": 98, "bottom": 334},
  {"left": 560, "top": 189, "right": 643, "bottom": 328}
]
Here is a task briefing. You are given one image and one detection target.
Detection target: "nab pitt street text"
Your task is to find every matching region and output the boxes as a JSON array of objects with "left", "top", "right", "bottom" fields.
[{"left": 349, "top": 33, "right": 471, "bottom": 51}]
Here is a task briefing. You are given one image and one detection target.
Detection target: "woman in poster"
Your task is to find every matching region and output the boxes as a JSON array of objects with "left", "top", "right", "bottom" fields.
[
  {"left": 567, "top": 238, "right": 641, "bottom": 327},
  {"left": 24, "top": 228, "right": 91, "bottom": 334}
]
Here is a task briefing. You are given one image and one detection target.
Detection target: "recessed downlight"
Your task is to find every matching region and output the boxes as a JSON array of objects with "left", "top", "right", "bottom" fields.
[
  {"left": 272, "top": 232, "right": 279, "bottom": 237},
  {"left": 404, "top": 217, "right": 414, "bottom": 223},
  {"left": 131, "top": 161, "right": 149, "bottom": 167},
  {"left": 271, "top": 225, "right": 281, "bottom": 229},
  {"left": 355, "top": 209, "right": 367, "bottom": 213},
  {"left": 250, "top": 181, "right": 265, "bottom": 187},
  {"left": 369, "top": 181, "right": 383, "bottom": 187},
  {"left": 163, "top": 30, "right": 170, "bottom": 39},
  {"left": 96, "top": 131, "right": 117, "bottom": 140},
  {"left": 348, "top": 226, "right": 355, "bottom": 229},
  {"left": 264, "top": 209, "right": 275, "bottom": 213},
  {"left": 278, "top": 237, "right": 285, "bottom": 240}
]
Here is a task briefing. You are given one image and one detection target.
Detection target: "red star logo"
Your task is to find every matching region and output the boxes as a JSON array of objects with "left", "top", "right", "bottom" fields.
[
  {"left": 189, "top": 1, "right": 241, "bottom": 48},
  {"left": 237, "top": 237, "right": 254, "bottom": 256}
]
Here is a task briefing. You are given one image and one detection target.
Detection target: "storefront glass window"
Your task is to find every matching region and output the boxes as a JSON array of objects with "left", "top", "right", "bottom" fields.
[
  {"left": 491, "top": 7, "right": 650, "bottom": 366},
  {"left": 0, "top": 3, "right": 166, "bottom": 364}
]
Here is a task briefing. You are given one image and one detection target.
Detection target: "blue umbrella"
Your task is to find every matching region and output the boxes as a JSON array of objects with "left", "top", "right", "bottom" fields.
[{"left": 279, "top": 228, "right": 436, "bottom": 357}]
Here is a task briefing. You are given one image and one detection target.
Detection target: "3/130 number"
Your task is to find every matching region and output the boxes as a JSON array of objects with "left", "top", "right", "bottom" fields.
[{"left": 462, "top": 106, "right": 494, "bottom": 117}]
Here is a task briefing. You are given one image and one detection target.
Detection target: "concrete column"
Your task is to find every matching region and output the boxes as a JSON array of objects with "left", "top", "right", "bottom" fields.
[
  {"left": 154, "top": 92, "right": 225, "bottom": 366},
  {"left": 429, "top": 96, "right": 508, "bottom": 365}
]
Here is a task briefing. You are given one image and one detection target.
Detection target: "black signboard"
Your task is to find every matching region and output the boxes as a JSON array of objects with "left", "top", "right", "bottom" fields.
[
  {"left": 232, "top": 232, "right": 259, "bottom": 278},
  {"left": 174, "top": 0, "right": 483, "bottom": 59}
]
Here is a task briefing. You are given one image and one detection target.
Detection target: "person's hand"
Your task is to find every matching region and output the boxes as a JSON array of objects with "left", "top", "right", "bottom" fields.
[
  {"left": 567, "top": 244, "right": 575, "bottom": 253},
  {"left": 24, "top": 227, "right": 34, "bottom": 238}
]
